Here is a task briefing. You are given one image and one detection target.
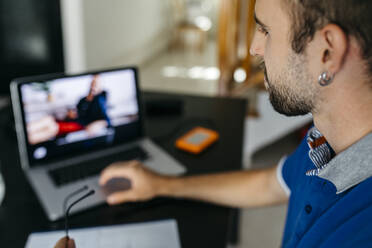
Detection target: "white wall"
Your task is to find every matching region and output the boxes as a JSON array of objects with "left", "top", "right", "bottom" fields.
[
  {"left": 61, "top": 0, "right": 172, "bottom": 73},
  {"left": 61, "top": 0, "right": 86, "bottom": 73}
]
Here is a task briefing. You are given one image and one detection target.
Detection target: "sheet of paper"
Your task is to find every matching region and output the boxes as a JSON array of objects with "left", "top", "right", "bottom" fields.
[{"left": 25, "top": 219, "right": 181, "bottom": 248}]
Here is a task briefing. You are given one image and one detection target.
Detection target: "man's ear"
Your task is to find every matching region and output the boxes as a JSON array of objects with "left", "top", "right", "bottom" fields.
[{"left": 319, "top": 24, "right": 348, "bottom": 74}]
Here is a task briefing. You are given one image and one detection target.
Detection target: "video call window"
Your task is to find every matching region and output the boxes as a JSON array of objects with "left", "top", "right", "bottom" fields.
[{"left": 20, "top": 70, "right": 139, "bottom": 161}]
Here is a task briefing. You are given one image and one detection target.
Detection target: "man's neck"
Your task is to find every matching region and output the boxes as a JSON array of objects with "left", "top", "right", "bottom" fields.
[{"left": 313, "top": 84, "right": 372, "bottom": 154}]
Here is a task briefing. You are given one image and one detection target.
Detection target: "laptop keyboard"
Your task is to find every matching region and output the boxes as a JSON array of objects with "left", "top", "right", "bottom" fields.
[{"left": 48, "top": 146, "right": 149, "bottom": 187}]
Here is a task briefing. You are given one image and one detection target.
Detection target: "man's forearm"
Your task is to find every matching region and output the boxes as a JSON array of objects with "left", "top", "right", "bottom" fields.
[{"left": 156, "top": 166, "right": 288, "bottom": 208}]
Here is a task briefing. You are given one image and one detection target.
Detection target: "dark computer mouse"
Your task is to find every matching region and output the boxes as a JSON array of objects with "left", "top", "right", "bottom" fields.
[{"left": 101, "top": 177, "right": 132, "bottom": 196}]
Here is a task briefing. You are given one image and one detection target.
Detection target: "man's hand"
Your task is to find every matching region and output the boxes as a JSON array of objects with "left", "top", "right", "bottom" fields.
[
  {"left": 99, "top": 160, "right": 167, "bottom": 205},
  {"left": 54, "top": 237, "right": 75, "bottom": 248}
]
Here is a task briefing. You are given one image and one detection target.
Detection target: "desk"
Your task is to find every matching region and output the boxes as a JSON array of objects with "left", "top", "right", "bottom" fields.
[{"left": 0, "top": 91, "right": 246, "bottom": 248}]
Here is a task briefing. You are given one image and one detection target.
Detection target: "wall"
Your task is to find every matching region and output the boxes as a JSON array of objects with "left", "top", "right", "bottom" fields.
[
  {"left": 61, "top": 0, "right": 172, "bottom": 73},
  {"left": 60, "top": 0, "right": 86, "bottom": 73}
]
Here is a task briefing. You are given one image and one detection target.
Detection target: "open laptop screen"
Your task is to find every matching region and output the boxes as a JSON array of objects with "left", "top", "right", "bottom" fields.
[{"left": 16, "top": 68, "right": 142, "bottom": 166}]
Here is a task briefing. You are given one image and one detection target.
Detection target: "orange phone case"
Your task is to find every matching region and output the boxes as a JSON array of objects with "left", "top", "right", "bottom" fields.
[{"left": 175, "top": 127, "right": 219, "bottom": 154}]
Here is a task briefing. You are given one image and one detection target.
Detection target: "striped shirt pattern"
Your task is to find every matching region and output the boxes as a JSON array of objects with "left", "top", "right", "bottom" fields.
[{"left": 306, "top": 127, "right": 333, "bottom": 177}]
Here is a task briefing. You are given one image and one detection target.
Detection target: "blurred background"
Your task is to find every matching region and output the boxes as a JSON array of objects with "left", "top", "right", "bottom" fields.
[{"left": 0, "top": 0, "right": 312, "bottom": 246}]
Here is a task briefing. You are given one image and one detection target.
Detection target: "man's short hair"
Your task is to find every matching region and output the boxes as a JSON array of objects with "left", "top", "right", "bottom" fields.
[{"left": 282, "top": 0, "right": 372, "bottom": 75}]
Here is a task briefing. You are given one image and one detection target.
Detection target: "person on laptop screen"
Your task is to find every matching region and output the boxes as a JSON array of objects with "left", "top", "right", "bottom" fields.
[{"left": 76, "top": 74, "right": 112, "bottom": 130}]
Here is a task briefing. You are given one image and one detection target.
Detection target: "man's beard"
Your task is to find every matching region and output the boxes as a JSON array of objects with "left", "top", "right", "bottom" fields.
[{"left": 263, "top": 53, "right": 317, "bottom": 116}]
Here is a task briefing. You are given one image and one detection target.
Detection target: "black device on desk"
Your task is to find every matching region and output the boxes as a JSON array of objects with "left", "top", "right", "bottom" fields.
[
  {"left": 145, "top": 99, "right": 184, "bottom": 117},
  {"left": 10, "top": 67, "right": 186, "bottom": 221}
]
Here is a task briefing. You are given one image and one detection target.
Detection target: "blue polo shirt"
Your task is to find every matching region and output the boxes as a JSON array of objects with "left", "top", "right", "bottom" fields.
[{"left": 277, "top": 127, "right": 372, "bottom": 247}]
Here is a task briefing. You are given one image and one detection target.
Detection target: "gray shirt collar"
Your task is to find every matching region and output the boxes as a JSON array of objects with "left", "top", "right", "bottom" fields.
[{"left": 317, "top": 132, "right": 372, "bottom": 194}]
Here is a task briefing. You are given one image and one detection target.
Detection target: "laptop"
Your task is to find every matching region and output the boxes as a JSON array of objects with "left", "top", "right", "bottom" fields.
[{"left": 10, "top": 67, "right": 186, "bottom": 221}]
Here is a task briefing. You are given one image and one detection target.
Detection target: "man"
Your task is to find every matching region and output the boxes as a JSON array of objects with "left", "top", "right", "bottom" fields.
[
  {"left": 77, "top": 74, "right": 112, "bottom": 130},
  {"left": 59, "top": 0, "right": 372, "bottom": 247}
]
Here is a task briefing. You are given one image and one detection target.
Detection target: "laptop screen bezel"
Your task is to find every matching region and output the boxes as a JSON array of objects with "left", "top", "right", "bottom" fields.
[{"left": 10, "top": 66, "right": 145, "bottom": 169}]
